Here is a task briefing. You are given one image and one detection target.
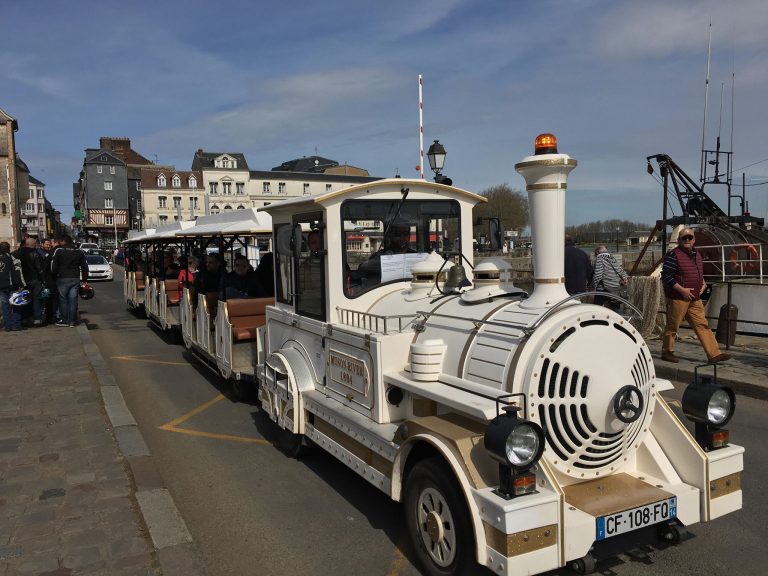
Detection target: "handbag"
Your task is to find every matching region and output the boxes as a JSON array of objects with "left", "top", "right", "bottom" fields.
[{"left": 597, "top": 256, "right": 629, "bottom": 299}]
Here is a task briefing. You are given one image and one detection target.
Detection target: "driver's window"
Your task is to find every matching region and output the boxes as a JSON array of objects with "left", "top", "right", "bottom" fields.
[{"left": 342, "top": 199, "right": 460, "bottom": 297}]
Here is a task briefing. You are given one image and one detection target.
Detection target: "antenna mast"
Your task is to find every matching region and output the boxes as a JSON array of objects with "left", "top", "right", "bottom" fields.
[
  {"left": 700, "top": 19, "right": 712, "bottom": 182},
  {"left": 418, "top": 75, "right": 424, "bottom": 180}
]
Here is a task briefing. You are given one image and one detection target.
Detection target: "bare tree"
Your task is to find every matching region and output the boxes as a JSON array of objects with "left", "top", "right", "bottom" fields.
[{"left": 473, "top": 184, "right": 529, "bottom": 236}]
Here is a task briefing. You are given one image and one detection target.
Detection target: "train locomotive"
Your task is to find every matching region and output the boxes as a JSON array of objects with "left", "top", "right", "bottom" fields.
[
  {"left": 253, "top": 134, "right": 743, "bottom": 575},
  {"left": 122, "top": 134, "right": 744, "bottom": 576}
]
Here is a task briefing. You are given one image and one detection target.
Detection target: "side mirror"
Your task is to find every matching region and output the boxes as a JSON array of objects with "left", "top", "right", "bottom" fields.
[{"left": 488, "top": 218, "right": 503, "bottom": 251}]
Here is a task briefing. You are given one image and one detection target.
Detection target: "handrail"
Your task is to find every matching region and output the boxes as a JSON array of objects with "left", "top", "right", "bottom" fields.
[
  {"left": 335, "top": 307, "right": 416, "bottom": 334},
  {"left": 522, "top": 292, "right": 643, "bottom": 336}
]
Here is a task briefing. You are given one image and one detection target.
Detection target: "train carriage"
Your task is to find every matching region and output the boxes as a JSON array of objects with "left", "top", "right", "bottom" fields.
[
  {"left": 176, "top": 208, "right": 272, "bottom": 397},
  {"left": 124, "top": 227, "right": 156, "bottom": 312},
  {"left": 251, "top": 135, "right": 743, "bottom": 576}
]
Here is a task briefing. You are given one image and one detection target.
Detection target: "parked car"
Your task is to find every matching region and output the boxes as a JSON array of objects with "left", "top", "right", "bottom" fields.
[
  {"left": 85, "top": 254, "right": 113, "bottom": 281},
  {"left": 78, "top": 242, "right": 99, "bottom": 252}
]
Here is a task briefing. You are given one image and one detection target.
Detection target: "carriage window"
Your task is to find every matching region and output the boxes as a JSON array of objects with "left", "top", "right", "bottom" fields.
[{"left": 341, "top": 199, "right": 460, "bottom": 297}]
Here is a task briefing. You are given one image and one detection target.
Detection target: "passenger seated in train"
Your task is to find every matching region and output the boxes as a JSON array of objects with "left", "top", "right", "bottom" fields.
[
  {"left": 177, "top": 256, "right": 198, "bottom": 290},
  {"left": 191, "top": 253, "right": 223, "bottom": 314},
  {"left": 219, "top": 254, "right": 267, "bottom": 301},
  {"left": 253, "top": 252, "right": 274, "bottom": 297}
]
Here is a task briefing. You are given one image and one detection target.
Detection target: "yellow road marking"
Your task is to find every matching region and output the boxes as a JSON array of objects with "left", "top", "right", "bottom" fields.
[
  {"left": 159, "top": 394, "right": 269, "bottom": 445},
  {"left": 386, "top": 538, "right": 408, "bottom": 576},
  {"left": 163, "top": 394, "right": 226, "bottom": 428},
  {"left": 112, "top": 354, "right": 191, "bottom": 367},
  {"left": 159, "top": 424, "right": 271, "bottom": 445}
]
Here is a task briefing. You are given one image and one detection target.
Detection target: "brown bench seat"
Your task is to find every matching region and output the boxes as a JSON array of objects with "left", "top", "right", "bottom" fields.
[
  {"left": 227, "top": 298, "right": 275, "bottom": 342},
  {"left": 135, "top": 271, "right": 145, "bottom": 290},
  {"left": 164, "top": 279, "right": 180, "bottom": 305}
]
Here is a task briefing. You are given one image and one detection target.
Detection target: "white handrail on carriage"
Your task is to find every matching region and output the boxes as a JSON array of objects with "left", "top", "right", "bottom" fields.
[{"left": 335, "top": 307, "right": 416, "bottom": 334}]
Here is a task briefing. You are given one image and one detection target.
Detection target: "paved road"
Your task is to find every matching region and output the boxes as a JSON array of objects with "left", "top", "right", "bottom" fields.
[{"left": 85, "top": 276, "right": 767, "bottom": 576}]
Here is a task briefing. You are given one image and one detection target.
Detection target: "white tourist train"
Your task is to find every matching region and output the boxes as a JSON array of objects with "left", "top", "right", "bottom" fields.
[{"left": 124, "top": 135, "right": 743, "bottom": 576}]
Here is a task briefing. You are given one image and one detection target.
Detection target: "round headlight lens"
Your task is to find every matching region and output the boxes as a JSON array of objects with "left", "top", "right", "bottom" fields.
[
  {"left": 505, "top": 424, "right": 540, "bottom": 468},
  {"left": 707, "top": 389, "right": 732, "bottom": 425}
]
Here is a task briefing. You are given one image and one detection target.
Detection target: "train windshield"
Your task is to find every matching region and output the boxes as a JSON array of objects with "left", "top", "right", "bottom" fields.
[{"left": 341, "top": 199, "right": 461, "bottom": 297}]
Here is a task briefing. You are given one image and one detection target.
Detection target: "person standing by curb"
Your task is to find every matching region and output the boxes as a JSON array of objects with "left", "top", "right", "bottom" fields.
[
  {"left": 661, "top": 228, "right": 730, "bottom": 364},
  {"left": 0, "top": 241, "right": 25, "bottom": 331},
  {"left": 51, "top": 235, "right": 89, "bottom": 327}
]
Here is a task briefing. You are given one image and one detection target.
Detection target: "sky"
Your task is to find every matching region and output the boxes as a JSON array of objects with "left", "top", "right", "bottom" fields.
[{"left": 2, "top": 0, "right": 768, "bottom": 227}]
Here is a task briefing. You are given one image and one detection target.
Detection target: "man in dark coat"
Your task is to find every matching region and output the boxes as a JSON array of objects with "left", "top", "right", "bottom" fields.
[
  {"left": 14, "top": 237, "right": 45, "bottom": 325},
  {"left": 0, "top": 241, "right": 25, "bottom": 331},
  {"left": 564, "top": 235, "right": 592, "bottom": 296},
  {"left": 51, "top": 235, "right": 89, "bottom": 327}
]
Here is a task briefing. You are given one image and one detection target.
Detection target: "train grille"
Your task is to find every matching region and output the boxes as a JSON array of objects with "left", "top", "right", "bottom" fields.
[{"left": 533, "top": 320, "right": 652, "bottom": 474}]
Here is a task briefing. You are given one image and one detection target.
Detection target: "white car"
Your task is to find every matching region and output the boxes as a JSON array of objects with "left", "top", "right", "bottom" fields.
[
  {"left": 78, "top": 242, "right": 100, "bottom": 252},
  {"left": 85, "top": 254, "right": 114, "bottom": 281}
]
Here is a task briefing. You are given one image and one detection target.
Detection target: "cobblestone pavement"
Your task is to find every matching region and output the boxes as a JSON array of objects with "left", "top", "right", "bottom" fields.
[{"left": 0, "top": 324, "right": 158, "bottom": 576}]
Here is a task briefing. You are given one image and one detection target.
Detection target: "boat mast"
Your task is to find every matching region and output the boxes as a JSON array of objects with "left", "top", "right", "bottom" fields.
[
  {"left": 700, "top": 19, "right": 712, "bottom": 182},
  {"left": 418, "top": 75, "right": 425, "bottom": 180}
]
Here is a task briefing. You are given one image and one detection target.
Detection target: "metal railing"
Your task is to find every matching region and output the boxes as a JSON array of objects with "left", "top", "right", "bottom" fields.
[
  {"left": 699, "top": 242, "right": 765, "bottom": 284},
  {"left": 336, "top": 307, "right": 416, "bottom": 334}
]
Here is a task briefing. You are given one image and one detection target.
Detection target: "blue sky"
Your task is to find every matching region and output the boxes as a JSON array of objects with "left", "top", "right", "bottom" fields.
[{"left": 2, "top": 0, "right": 768, "bottom": 226}]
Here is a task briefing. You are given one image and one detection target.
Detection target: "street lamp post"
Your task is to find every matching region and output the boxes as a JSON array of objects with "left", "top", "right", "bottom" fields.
[
  {"left": 427, "top": 140, "right": 452, "bottom": 185},
  {"left": 615, "top": 226, "right": 620, "bottom": 254}
]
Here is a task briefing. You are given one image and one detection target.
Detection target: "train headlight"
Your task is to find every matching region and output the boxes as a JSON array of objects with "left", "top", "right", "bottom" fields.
[
  {"left": 485, "top": 406, "right": 545, "bottom": 499},
  {"left": 682, "top": 377, "right": 735, "bottom": 450},
  {"left": 506, "top": 424, "right": 542, "bottom": 468}
]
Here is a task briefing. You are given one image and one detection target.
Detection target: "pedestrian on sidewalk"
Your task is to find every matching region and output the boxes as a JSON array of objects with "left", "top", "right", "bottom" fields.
[
  {"left": 564, "top": 235, "right": 592, "bottom": 296},
  {"left": 592, "top": 246, "right": 628, "bottom": 311},
  {"left": 51, "top": 235, "right": 89, "bottom": 327},
  {"left": 43, "top": 238, "right": 61, "bottom": 323},
  {"left": 13, "top": 237, "right": 46, "bottom": 326},
  {"left": 661, "top": 228, "right": 730, "bottom": 364},
  {"left": 0, "top": 241, "right": 25, "bottom": 331}
]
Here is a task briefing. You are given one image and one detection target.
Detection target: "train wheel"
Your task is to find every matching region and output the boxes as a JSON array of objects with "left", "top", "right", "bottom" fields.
[
  {"left": 278, "top": 428, "right": 306, "bottom": 459},
  {"left": 230, "top": 379, "right": 251, "bottom": 403},
  {"left": 404, "top": 457, "right": 474, "bottom": 576},
  {"left": 570, "top": 554, "right": 596, "bottom": 574}
]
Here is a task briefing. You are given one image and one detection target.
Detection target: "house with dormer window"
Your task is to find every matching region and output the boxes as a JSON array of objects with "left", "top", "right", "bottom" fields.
[{"left": 139, "top": 167, "right": 202, "bottom": 228}]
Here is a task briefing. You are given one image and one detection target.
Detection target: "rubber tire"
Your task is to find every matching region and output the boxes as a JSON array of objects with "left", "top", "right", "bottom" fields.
[
  {"left": 571, "top": 554, "right": 596, "bottom": 574},
  {"left": 278, "top": 427, "right": 306, "bottom": 459},
  {"left": 230, "top": 379, "right": 251, "bottom": 403},
  {"left": 403, "top": 457, "right": 475, "bottom": 576}
]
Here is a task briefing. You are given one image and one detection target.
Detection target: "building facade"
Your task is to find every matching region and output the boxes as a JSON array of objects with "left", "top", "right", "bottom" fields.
[
  {"left": 0, "top": 108, "right": 21, "bottom": 245},
  {"left": 22, "top": 175, "right": 47, "bottom": 238},
  {"left": 139, "top": 168, "right": 202, "bottom": 228},
  {"left": 74, "top": 137, "right": 155, "bottom": 247},
  {"left": 192, "top": 149, "right": 379, "bottom": 213}
]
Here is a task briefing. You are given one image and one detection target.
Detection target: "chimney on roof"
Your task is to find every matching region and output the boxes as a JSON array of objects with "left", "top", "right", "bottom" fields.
[
  {"left": 100, "top": 137, "right": 131, "bottom": 152},
  {"left": 197, "top": 148, "right": 203, "bottom": 157}
]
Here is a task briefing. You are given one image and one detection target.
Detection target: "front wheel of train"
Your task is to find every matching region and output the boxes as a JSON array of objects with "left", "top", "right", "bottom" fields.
[{"left": 404, "top": 457, "right": 475, "bottom": 576}]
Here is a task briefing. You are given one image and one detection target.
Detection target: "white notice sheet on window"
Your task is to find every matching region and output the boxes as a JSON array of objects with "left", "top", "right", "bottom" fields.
[{"left": 380, "top": 252, "right": 428, "bottom": 282}]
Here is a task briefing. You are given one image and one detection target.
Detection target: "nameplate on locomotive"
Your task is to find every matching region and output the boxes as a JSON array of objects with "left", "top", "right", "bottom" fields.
[{"left": 329, "top": 349, "right": 370, "bottom": 395}]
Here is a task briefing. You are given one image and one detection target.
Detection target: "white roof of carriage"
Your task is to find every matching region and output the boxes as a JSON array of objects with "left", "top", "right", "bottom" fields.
[
  {"left": 175, "top": 208, "right": 272, "bottom": 237},
  {"left": 150, "top": 219, "right": 197, "bottom": 240},
  {"left": 257, "top": 178, "right": 485, "bottom": 215},
  {"left": 124, "top": 228, "right": 156, "bottom": 244}
]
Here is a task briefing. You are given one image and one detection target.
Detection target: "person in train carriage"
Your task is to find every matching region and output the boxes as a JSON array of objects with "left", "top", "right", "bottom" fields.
[
  {"left": 190, "top": 253, "right": 223, "bottom": 315},
  {"left": 177, "top": 256, "right": 198, "bottom": 291},
  {"left": 253, "top": 252, "right": 274, "bottom": 298},
  {"left": 219, "top": 254, "right": 265, "bottom": 301}
]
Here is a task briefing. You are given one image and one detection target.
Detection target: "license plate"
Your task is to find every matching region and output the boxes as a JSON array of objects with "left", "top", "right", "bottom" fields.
[{"left": 596, "top": 497, "right": 676, "bottom": 541}]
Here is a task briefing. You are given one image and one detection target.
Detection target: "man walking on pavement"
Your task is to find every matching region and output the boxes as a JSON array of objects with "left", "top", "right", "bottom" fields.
[
  {"left": 51, "top": 235, "right": 89, "bottom": 327},
  {"left": 661, "top": 228, "right": 730, "bottom": 364}
]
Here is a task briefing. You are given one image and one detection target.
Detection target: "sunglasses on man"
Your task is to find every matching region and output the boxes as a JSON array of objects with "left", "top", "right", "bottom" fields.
[{"left": 680, "top": 235, "right": 694, "bottom": 241}]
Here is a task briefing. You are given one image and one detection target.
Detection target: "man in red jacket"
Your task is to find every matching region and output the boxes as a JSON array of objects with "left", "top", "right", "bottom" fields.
[{"left": 660, "top": 229, "right": 730, "bottom": 364}]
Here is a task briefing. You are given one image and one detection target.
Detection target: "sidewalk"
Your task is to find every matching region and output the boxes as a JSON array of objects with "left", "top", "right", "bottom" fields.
[
  {"left": 0, "top": 322, "right": 204, "bottom": 576},
  {"left": 650, "top": 328, "right": 768, "bottom": 401}
]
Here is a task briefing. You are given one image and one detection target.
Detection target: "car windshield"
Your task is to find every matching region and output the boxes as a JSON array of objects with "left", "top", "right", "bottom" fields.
[{"left": 86, "top": 255, "right": 109, "bottom": 265}]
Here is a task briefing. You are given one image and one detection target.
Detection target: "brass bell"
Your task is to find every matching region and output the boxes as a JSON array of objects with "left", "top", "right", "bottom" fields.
[{"left": 444, "top": 264, "right": 472, "bottom": 291}]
